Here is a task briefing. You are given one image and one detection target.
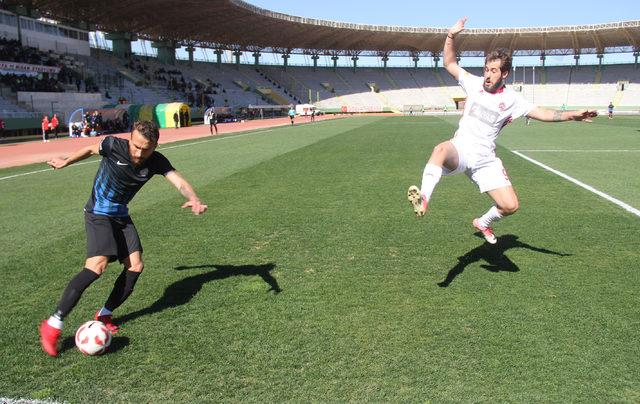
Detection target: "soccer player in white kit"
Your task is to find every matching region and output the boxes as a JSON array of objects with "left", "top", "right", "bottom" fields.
[{"left": 407, "top": 17, "right": 597, "bottom": 244}]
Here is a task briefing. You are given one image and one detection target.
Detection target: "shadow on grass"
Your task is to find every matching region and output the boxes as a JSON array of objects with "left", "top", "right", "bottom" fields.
[
  {"left": 115, "top": 263, "right": 280, "bottom": 325},
  {"left": 60, "top": 336, "right": 130, "bottom": 355},
  {"left": 438, "top": 234, "right": 571, "bottom": 287}
]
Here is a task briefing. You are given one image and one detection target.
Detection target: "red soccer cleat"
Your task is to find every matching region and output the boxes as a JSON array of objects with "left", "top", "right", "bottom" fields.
[
  {"left": 39, "top": 320, "right": 61, "bottom": 357},
  {"left": 473, "top": 218, "right": 497, "bottom": 244},
  {"left": 94, "top": 311, "right": 119, "bottom": 334}
]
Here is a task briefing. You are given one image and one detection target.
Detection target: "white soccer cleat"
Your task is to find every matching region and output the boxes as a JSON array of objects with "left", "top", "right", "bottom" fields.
[
  {"left": 473, "top": 218, "right": 497, "bottom": 244},
  {"left": 407, "top": 186, "right": 428, "bottom": 217}
]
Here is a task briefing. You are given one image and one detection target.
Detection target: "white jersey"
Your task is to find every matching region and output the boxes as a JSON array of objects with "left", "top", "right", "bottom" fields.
[{"left": 454, "top": 69, "right": 535, "bottom": 160}]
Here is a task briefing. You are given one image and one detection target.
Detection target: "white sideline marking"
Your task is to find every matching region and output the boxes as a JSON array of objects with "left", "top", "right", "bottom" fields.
[
  {"left": 0, "top": 127, "right": 280, "bottom": 182},
  {"left": 512, "top": 150, "right": 640, "bottom": 218},
  {"left": 517, "top": 149, "right": 640, "bottom": 153}
]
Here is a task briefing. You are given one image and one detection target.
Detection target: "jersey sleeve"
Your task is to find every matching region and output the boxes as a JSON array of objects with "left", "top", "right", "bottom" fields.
[
  {"left": 457, "top": 69, "right": 482, "bottom": 94},
  {"left": 511, "top": 94, "right": 536, "bottom": 119},
  {"left": 98, "top": 136, "right": 115, "bottom": 157},
  {"left": 149, "top": 152, "right": 176, "bottom": 176}
]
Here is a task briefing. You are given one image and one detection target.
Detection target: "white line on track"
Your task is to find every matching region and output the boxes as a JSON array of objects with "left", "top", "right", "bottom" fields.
[{"left": 512, "top": 150, "right": 640, "bottom": 218}]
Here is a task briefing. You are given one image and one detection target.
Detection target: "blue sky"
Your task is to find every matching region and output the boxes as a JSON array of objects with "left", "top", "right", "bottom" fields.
[{"left": 247, "top": 0, "right": 638, "bottom": 28}]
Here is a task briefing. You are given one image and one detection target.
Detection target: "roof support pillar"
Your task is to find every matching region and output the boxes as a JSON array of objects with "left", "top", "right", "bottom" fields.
[
  {"left": 412, "top": 56, "right": 419, "bottom": 69},
  {"left": 331, "top": 55, "right": 339, "bottom": 71},
  {"left": 233, "top": 50, "right": 242, "bottom": 70},
  {"left": 105, "top": 32, "right": 137, "bottom": 59},
  {"left": 351, "top": 56, "right": 358, "bottom": 72},
  {"left": 433, "top": 54, "right": 441, "bottom": 69},
  {"left": 597, "top": 53, "right": 604, "bottom": 66},
  {"left": 282, "top": 53, "right": 290, "bottom": 71},
  {"left": 634, "top": 51, "right": 640, "bottom": 67},
  {"left": 311, "top": 54, "right": 319, "bottom": 71},
  {"left": 253, "top": 52, "right": 261, "bottom": 66},
  {"left": 152, "top": 40, "right": 178, "bottom": 65},
  {"left": 381, "top": 56, "right": 389, "bottom": 70},
  {"left": 540, "top": 53, "right": 546, "bottom": 68},
  {"left": 574, "top": 54, "right": 580, "bottom": 67},
  {"left": 186, "top": 44, "right": 196, "bottom": 67},
  {"left": 214, "top": 49, "right": 223, "bottom": 68}
]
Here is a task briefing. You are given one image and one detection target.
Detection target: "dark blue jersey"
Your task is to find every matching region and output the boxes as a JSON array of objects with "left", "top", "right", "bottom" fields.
[{"left": 84, "top": 136, "right": 174, "bottom": 217}]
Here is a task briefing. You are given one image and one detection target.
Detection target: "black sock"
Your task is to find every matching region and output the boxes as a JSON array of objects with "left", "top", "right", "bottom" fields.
[
  {"left": 104, "top": 269, "right": 141, "bottom": 312},
  {"left": 55, "top": 268, "right": 100, "bottom": 319}
]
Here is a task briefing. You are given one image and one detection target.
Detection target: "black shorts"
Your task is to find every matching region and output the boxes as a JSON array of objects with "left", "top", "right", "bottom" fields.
[{"left": 85, "top": 211, "right": 142, "bottom": 262}]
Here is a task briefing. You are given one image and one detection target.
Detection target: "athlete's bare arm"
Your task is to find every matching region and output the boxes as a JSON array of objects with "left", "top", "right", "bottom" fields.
[
  {"left": 443, "top": 17, "right": 467, "bottom": 81},
  {"left": 165, "top": 170, "right": 208, "bottom": 215},
  {"left": 47, "top": 143, "right": 100, "bottom": 169},
  {"left": 527, "top": 107, "right": 598, "bottom": 123}
]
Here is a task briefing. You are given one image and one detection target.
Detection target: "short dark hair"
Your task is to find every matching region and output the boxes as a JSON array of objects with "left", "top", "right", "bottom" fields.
[
  {"left": 485, "top": 48, "right": 512, "bottom": 73},
  {"left": 131, "top": 120, "right": 160, "bottom": 144}
]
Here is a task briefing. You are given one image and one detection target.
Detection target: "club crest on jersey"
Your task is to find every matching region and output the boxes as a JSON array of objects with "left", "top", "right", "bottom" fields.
[
  {"left": 498, "top": 102, "right": 506, "bottom": 111},
  {"left": 139, "top": 168, "right": 149, "bottom": 177}
]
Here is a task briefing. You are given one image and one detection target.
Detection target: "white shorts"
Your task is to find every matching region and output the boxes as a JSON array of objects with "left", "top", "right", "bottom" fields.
[{"left": 445, "top": 138, "right": 512, "bottom": 193}]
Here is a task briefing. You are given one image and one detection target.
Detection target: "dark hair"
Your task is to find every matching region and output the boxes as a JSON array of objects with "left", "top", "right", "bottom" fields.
[
  {"left": 485, "top": 48, "right": 512, "bottom": 73},
  {"left": 131, "top": 120, "right": 160, "bottom": 143}
]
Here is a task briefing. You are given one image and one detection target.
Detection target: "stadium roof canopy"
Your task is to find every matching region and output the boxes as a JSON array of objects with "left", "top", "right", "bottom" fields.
[{"left": 10, "top": 0, "right": 640, "bottom": 57}]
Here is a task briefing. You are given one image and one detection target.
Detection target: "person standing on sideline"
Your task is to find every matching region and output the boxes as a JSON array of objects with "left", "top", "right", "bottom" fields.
[
  {"left": 608, "top": 102, "right": 614, "bottom": 119},
  {"left": 407, "top": 17, "right": 597, "bottom": 244},
  {"left": 39, "top": 120, "right": 207, "bottom": 357},
  {"left": 173, "top": 111, "right": 179, "bottom": 129},
  {"left": 41, "top": 115, "right": 50, "bottom": 142},
  {"left": 288, "top": 106, "right": 296, "bottom": 125},
  {"left": 50, "top": 114, "right": 59, "bottom": 139},
  {"left": 207, "top": 108, "right": 218, "bottom": 135}
]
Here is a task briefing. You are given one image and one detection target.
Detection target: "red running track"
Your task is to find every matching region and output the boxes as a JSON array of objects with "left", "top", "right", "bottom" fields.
[{"left": 0, "top": 114, "right": 348, "bottom": 169}]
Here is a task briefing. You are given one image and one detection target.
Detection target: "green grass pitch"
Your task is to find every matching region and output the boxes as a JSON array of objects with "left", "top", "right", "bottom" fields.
[{"left": 1, "top": 115, "right": 639, "bottom": 402}]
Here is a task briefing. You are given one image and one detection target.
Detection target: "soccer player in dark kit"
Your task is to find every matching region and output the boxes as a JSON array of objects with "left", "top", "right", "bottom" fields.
[{"left": 39, "top": 120, "right": 208, "bottom": 356}]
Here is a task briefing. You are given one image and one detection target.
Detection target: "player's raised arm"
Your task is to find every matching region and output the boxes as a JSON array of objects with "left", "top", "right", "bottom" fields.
[
  {"left": 47, "top": 142, "right": 101, "bottom": 170},
  {"left": 443, "top": 17, "right": 467, "bottom": 81},
  {"left": 526, "top": 107, "right": 598, "bottom": 123},
  {"left": 165, "top": 170, "right": 208, "bottom": 215}
]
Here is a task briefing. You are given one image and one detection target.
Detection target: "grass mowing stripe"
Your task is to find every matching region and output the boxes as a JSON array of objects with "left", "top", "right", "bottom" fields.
[
  {"left": 512, "top": 150, "right": 640, "bottom": 218},
  {"left": 0, "top": 118, "right": 343, "bottom": 182}
]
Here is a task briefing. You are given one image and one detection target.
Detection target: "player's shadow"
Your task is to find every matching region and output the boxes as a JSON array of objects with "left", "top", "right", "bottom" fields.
[
  {"left": 116, "top": 263, "right": 280, "bottom": 325},
  {"left": 437, "top": 234, "right": 571, "bottom": 287},
  {"left": 60, "top": 336, "right": 130, "bottom": 355}
]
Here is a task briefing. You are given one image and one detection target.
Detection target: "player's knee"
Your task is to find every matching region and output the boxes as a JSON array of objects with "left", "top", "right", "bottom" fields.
[
  {"left": 500, "top": 200, "right": 519, "bottom": 215},
  {"left": 85, "top": 257, "right": 109, "bottom": 275},
  {"left": 127, "top": 261, "right": 144, "bottom": 273}
]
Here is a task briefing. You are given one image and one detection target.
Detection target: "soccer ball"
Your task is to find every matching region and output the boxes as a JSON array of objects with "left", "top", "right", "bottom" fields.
[{"left": 75, "top": 320, "right": 112, "bottom": 355}]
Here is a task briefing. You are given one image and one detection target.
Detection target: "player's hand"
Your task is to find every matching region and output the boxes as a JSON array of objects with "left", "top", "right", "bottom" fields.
[
  {"left": 181, "top": 199, "right": 207, "bottom": 215},
  {"left": 574, "top": 110, "right": 598, "bottom": 122},
  {"left": 47, "top": 157, "right": 67, "bottom": 169},
  {"left": 449, "top": 17, "right": 467, "bottom": 37}
]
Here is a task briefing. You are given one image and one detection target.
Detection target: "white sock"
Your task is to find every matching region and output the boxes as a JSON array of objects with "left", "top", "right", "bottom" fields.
[
  {"left": 98, "top": 307, "right": 112, "bottom": 316},
  {"left": 420, "top": 163, "right": 443, "bottom": 201},
  {"left": 478, "top": 206, "right": 503, "bottom": 228},
  {"left": 47, "top": 316, "right": 63, "bottom": 330}
]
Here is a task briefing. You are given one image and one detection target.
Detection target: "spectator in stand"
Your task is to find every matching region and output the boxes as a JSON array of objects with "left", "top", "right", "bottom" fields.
[
  {"left": 50, "top": 114, "right": 59, "bottom": 139},
  {"left": 41, "top": 115, "right": 50, "bottom": 142},
  {"left": 0, "top": 118, "right": 5, "bottom": 139}
]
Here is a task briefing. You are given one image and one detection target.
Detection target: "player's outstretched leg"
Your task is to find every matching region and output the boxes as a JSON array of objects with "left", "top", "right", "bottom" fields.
[
  {"left": 472, "top": 218, "right": 497, "bottom": 244},
  {"left": 407, "top": 185, "right": 428, "bottom": 217}
]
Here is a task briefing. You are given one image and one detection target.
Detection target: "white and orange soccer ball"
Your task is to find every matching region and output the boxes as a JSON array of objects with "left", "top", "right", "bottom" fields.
[{"left": 75, "top": 320, "right": 112, "bottom": 355}]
